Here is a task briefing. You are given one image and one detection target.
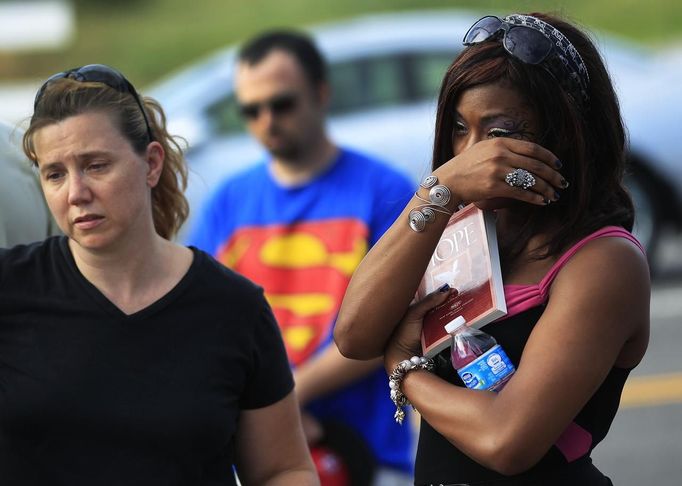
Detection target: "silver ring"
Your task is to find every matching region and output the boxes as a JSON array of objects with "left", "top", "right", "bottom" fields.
[
  {"left": 429, "top": 184, "right": 451, "bottom": 206},
  {"left": 420, "top": 175, "right": 438, "bottom": 189},
  {"left": 504, "top": 168, "right": 536, "bottom": 190},
  {"left": 408, "top": 209, "right": 426, "bottom": 232}
]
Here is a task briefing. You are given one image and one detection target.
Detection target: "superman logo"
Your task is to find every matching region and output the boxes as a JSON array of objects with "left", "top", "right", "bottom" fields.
[{"left": 217, "top": 218, "right": 369, "bottom": 366}]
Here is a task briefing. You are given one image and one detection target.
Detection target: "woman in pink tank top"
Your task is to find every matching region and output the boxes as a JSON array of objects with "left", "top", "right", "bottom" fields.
[{"left": 335, "top": 12, "right": 650, "bottom": 486}]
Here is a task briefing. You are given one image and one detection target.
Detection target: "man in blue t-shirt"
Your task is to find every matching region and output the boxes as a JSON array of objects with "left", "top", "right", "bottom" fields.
[{"left": 188, "top": 30, "right": 415, "bottom": 485}]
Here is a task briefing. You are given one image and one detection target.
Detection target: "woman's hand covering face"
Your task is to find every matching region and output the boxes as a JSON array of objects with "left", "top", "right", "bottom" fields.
[{"left": 439, "top": 82, "right": 567, "bottom": 209}]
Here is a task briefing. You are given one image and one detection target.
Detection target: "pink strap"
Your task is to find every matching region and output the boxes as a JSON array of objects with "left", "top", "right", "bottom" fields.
[
  {"left": 500, "top": 227, "right": 642, "bottom": 462},
  {"left": 555, "top": 421, "right": 593, "bottom": 462},
  {"left": 503, "top": 226, "right": 644, "bottom": 318}
]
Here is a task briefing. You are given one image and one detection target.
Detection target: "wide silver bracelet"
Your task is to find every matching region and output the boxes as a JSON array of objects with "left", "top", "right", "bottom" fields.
[
  {"left": 409, "top": 176, "right": 453, "bottom": 232},
  {"left": 389, "top": 356, "right": 434, "bottom": 424}
]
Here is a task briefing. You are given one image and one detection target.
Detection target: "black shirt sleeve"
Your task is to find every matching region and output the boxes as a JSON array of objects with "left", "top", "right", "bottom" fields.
[{"left": 239, "top": 289, "right": 294, "bottom": 409}]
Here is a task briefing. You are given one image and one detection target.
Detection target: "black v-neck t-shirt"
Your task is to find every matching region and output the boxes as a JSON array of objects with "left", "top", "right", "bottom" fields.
[{"left": 0, "top": 237, "right": 293, "bottom": 485}]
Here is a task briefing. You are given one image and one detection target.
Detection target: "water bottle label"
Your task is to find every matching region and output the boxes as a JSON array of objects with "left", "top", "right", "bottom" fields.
[{"left": 457, "top": 345, "right": 515, "bottom": 391}]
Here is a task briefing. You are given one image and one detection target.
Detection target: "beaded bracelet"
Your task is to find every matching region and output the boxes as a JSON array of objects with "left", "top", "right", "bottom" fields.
[{"left": 388, "top": 356, "right": 434, "bottom": 424}]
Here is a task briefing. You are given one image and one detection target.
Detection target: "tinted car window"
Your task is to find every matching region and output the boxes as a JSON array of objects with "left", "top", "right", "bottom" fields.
[
  {"left": 328, "top": 55, "right": 407, "bottom": 114},
  {"left": 207, "top": 94, "right": 244, "bottom": 135},
  {"left": 410, "top": 50, "right": 459, "bottom": 100}
]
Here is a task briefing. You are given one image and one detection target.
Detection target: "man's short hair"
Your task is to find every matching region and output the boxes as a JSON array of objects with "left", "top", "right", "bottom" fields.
[{"left": 238, "top": 30, "right": 327, "bottom": 87}]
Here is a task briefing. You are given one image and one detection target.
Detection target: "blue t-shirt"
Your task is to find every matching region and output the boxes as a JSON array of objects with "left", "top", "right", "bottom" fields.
[{"left": 188, "top": 148, "right": 415, "bottom": 472}]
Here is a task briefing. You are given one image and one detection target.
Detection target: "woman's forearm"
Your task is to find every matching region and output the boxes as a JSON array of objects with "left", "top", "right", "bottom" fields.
[{"left": 335, "top": 192, "right": 455, "bottom": 359}]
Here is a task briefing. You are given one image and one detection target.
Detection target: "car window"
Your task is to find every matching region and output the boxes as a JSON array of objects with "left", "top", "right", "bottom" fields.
[
  {"left": 328, "top": 55, "right": 406, "bottom": 114},
  {"left": 410, "top": 50, "right": 460, "bottom": 101},
  {"left": 206, "top": 94, "right": 245, "bottom": 136}
]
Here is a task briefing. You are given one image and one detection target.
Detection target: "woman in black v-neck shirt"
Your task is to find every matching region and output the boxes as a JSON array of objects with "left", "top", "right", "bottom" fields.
[{"left": 0, "top": 64, "right": 318, "bottom": 486}]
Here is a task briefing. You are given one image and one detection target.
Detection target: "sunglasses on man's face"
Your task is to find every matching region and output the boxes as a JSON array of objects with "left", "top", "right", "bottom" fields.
[
  {"left": 238, "top": 93, "right": 299, "bottom": 120},
  {"left": 33, "top": 64, "right": 153, "bottom": 142}
]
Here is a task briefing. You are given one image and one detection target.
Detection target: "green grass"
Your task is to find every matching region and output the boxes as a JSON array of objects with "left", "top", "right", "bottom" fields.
[{"left": 3, "top": 0, "right": 681, "bottom": 87}]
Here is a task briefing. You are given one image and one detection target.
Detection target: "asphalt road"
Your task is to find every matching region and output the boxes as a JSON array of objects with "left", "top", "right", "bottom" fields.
[{"left": 592, "top": 231, "right": 682, "bottom": 485}]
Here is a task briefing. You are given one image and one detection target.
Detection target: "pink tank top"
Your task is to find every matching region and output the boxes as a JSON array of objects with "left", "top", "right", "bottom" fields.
[
  {"left": 501, "top": 226, "right": 644, "bottom": 462},
  {"left": 503, "top": 226, "right": 645, "bottom": 319}
]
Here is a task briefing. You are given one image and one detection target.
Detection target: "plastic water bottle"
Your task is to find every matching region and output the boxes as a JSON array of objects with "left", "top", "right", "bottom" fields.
[{"left": 445, "top": 316, "right": 515, "bottom": 391}]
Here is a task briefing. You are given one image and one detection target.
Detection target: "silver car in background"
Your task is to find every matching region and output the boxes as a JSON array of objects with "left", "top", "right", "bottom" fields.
[{"left": 150, "top": 10, "right": 682, "bottom": 265}]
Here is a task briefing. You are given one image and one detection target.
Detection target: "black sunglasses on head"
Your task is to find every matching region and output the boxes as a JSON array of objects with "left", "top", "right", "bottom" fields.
[
  {"left": 463, "top": 15, "right": 589, "bottom": 105},
  {"left": 464, "top": 16, "right": 555, "bottom": 65},
  {"left": 33, "top": 64, "right": 154, "bottom": 142},
  {"left": 238, "top": 93, "right": 298, "bottom": 120}
]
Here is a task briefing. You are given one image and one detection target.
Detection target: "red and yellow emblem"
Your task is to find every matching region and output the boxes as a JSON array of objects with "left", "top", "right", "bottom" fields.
[{"left": 217, "top": 218, "right": 368, "bottom": 366}]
